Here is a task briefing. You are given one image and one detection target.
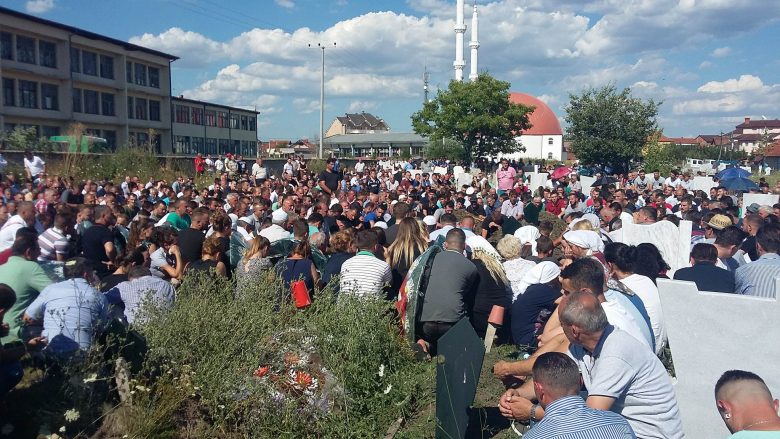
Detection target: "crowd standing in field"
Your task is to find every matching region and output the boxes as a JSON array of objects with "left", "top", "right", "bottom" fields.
[{"left": 0, "top": 150, "right": 778, "bottom": 437}]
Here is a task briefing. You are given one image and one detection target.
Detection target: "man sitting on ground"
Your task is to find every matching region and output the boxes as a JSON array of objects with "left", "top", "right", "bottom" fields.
[
  {"left": 498, "top": 291, "right": 684, "bottom": 438},
  {"left": 106, "top": 266, "right": 176, "bottom": 325},
  {"left": 735, "top": 222, "right": 780, "bottom": 297},
  {"left": 673, "top": 243, "right": 735, "bottom": 293},
  {"left": 503, "top": 352, "right": 635, "bottom": 438},
  {"left": 339, "top": 230, "right": 392, "bottom": 299}
]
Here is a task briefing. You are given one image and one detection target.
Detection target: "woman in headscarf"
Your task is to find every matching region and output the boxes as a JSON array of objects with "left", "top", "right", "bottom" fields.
[
  {"left": 513, "top": 225, "right": 540, "bottom": 257},
  {"left": 509, "top": 261, "right": 561, "bottom": 350},
  {"left": 562, "top": 229, "right": 605, "bottom": 265},
  {"left": 496, "top": 235, "right": 537, "bottom": 302},
  {"left": 466, "top": 236, "right": 510, "bottom": 339}
]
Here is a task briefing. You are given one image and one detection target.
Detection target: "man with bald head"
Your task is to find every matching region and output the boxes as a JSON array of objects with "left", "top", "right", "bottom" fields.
[
  {"left": 499, "top": 291, "right": 683, "bottom": 438},
  {"left": 0, "top": 201, "right": 36, "bottom": 251},
  {"left": 715, "top": 370, "right": 780, "bottom": 436}
]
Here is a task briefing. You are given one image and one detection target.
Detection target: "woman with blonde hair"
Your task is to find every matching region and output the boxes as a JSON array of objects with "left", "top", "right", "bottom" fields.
[
  {"left": 497, "top": 234, "right": 537, "bottom": 301},
  {"left": 385, "top": 217, "right": 428, "bottom": 297},
  {"left": 236, "top": 235, "right": 272, "bottom": 290},
  {"left": 466, "top": 236, "right": 510, "bottom": 339}
]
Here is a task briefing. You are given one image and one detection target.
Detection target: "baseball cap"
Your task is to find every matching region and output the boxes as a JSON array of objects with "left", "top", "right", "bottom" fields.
[
  {"left": 707, "top": 214, "right": 732, "bottom": 230},
  {"left": 746, "top": 203, "right": 761, "bottom": 214}
]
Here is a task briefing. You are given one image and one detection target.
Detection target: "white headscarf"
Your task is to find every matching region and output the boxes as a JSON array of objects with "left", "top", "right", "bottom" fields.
[
  {"left": 466, "top": 235, "right": 501, "bottom": 260},
  {"left": 563, "top": 230, "right": 604, "bottom": 254},
  {"left": 513, "top": 261, "right": 561, "bottom": 301},
  {"left": 513, "top": 225, "right": 540, "bottom": 256}
]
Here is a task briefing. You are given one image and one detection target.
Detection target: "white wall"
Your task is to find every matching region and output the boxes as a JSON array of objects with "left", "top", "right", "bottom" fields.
[{"left": 499, "top": 134, "right": 563, "bottom": 161}]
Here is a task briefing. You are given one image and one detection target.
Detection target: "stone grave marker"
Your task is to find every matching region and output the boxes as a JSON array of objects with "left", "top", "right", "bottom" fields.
[
  {"left": 435, "top": 318, "right": 485, "bottom": 439},
  {"left": 657, "top": 278, "right": 780, "bottom": 438},
  {"left": 580, "top": 175, "right": 596, "bottom": 192},
  {"left": 742, "top": 193, "right": 779, "bottom": 217},
  {"left": 528, "top": 173, "right": 548, "bottom": 192},
  {"left": 619, "top": 220, "right": 692, "bottom": 276},
  {"left": 433, "top": 166, "right": 448, "bottom": 175},
  {"left": 692, "top": 176, "right": 717, "bottom": 193}
]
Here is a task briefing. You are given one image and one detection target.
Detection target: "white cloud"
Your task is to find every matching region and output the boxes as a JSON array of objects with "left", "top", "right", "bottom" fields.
[
  {"left": 673, "top": 95, "right": 746, "bottom": 115},
  {"left": 275, "top": 0, "right": 295, "bottom": 9},
  {"left": 699, "top": 61, "right": 712, "bottom": 69},
  {"left": 293, "top": 98, "right": 321, "bottom": 114},
  {"left": 698, "top": 75, "right": 765, "bottom": 93},
  {"left": 711, "top": 46, "right": 731, "bottom": 57},
  {"left": 25, "top": 0, "right": 54, "bottom": 13},
  {"left": 130, "top": 28, "right": 225, "bottom": 68},
  {"left": 346, "top": 100, "right": 377, "bottom": 112}
]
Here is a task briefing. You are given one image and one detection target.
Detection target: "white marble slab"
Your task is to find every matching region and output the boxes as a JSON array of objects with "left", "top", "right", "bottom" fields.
[
  {"left": 692, "top": 176, "right": 717, "bottom": 193},
  {"left": 742, "top": 194, "right": 779, "bottom": 217},
  {"left": 657, "top": 278, "right": 780, "bottom": 439},
  {"left": 433, "top": 166, "right": 448, "bottom": 175},
  {"left": 580, "top": 176, "right": 596, "bottom": 192},
  {"left": 619, "top": 220, "right": 692, "bottom": 276},
  {"left": 528, "top": 173, "right": 548, "bottom": 192}
]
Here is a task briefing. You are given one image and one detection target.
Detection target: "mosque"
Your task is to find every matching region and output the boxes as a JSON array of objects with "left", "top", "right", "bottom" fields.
[{"left": 453, "top": 0, "right": 565, "bottom": 161}]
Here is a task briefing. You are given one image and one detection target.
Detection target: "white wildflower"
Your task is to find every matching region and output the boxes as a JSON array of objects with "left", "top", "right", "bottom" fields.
[
  {"left": 47, "top": 435, "right": 62, "bottom": 439},
  {"left": 135, "top": 385, "right": 150, "bottom": 392},
  {"left": 63, "top": 409, "right": 80, "bottom": 423},
  {"left": 378, "top": 364, "right": 385, "bottom": 378},
  {"left": 59, "top": 426, "right": 66, "bottom": 433},
  {"left": 383, "top": 384, "right": 392, "bottom": 395},
  {"left": 217, "top": 405, "right": 225, "bottom": 409},
  {"left": 83, "top": 373, "right": 99, "bottom": 384}
]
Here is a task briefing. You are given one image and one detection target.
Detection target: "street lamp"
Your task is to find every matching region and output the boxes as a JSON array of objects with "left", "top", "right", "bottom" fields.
[{"left": 309, "top": 42, "right": 336, "bottom": 159}]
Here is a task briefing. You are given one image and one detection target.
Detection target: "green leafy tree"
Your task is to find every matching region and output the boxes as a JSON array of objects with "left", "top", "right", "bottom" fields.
[
  {"left": 411, "top": 74, "right": 533, "bottom": 162},
  {"left": 566, "top": 85, "right": 660, "bottom": 173},
  {"left": 425, "top": 138, "right": 466, "bottom": 161}
]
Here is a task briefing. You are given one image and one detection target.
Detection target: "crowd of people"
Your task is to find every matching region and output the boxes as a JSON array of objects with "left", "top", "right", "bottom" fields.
[{"left": 0, "top": 151, "right": 778, "bottom": 437}]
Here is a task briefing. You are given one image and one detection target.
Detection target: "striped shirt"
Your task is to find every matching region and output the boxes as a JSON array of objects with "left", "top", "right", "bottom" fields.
[
  {"left": 106, "top": 275, "right": 176, "bottom": 324},
  {"left": 339, "top": 253, "right": 392, "bottom": 298},
  {"left": 38, "top": 227, "right": 69, "bottom": 261},
  {"left": 524, "top": 396, "right": 635, "bottom": 439},
  {"left": 734, "top": 253, "right": 780, "bottom": 298}
]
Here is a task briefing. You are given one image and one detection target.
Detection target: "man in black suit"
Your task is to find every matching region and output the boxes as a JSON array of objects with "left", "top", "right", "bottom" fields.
[{"left": 673, "top": 243, "right": 736, "bottom": 293}]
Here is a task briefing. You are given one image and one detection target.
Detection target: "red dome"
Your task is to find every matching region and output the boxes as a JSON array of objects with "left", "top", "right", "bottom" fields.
[{"left": 508, "top": 92, "right": 563, "bottom": 136}]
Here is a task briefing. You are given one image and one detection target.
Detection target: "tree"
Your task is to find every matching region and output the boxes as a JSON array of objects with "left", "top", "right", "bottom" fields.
[
  {"left": 425, "top": 138, "right": 466, "bottom": 161},
  {"left": 411, "top": 74, "right": 533, "bottom": 163},
  {"left": 566, "top": 84, "right": 660, "bottom": 173}
]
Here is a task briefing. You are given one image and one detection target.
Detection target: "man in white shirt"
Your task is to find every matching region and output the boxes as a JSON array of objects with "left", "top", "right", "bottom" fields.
[
  {"left": 258, "top": 209, "right": 291, "bottom": 243},
  {"left": 500, "top": 192, "right": 524, "bottom": 220},
  {"left": 251, "top": 158, "right": 267, "bottom": 183},
  {"left": 23, "top": 152, "right": 46, "bottom": 181},
  {"left": 214, "top": 155, "right": 224, "bottom": 173},
  {"left": 283, "top": 157, "right": 294, "bottom": 175},
  {"left": 204, "top": 154, "right": 214, "bottom": 172},
  {"left": 0, "top": 201, "right": 36, "bottom": 251},
  {"left": 339, "top": 230, "right": 392, "bottom": 299},
  {"left": 664, "top": 170, "right": 682, "bottom": 189},
  {"left": 354, "top": 158, "right": 366, "bottom": 174}
]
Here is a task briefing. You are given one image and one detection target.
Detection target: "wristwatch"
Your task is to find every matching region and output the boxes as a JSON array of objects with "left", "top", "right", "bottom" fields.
[{"left": 530, "top": 403, "right": 539, "bottom": 422}]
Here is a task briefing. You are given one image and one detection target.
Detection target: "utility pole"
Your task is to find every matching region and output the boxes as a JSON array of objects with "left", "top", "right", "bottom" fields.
[{"left": 309, "top": 42, "right": 335, "bottom": 159}]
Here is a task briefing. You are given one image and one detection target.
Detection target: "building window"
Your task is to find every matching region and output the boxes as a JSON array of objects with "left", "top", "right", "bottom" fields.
[
  {"left": 2, "top": 78, "right": 14, "bottom": 107},
  {"left": 99, "top": 55, "right": 114, "bottom": 79},
  {"left": 231, "top": 139, "right": 240, "bottom": 153},
  {"left": 82, "top": 51, "right": 97, "bottom": 76},
  {"left": 248, "top": 116, "right": 256, "bottom": 132},
  {"left": 38, "top": 40, "right": 57, "bottom": 68},
  {"left": 41, "top": 83, "right": 58, "bottom": 110},
  {"left": 548, "top": 138, "right": 554, "bottom": 145},
  {"left": 0, "top": 32, "right": 12, "bottom": 60},
  {"left": 217, "top": 111, "right": 228, "bottom": 128},
  {"left": 135, "top": 97, "right": 147, "bottom": 120},
  {"left": 70, "top": 47, "right": 80, "bottom": 73},
  {"left": 547, "top": 152, "right": 553, "bottom": 160},
  {"left": 148, "top": 67, "right": 160, "bottom": 88},
  {"left": 127, "top": 96, "right": 133, "bottom": 119},
  {"left": 174, "top": 136, "right": 190, "bottom": 154},
  {"left": 16, "top": 35, "right": 35, "bottom": 64},
  {"left": 134, "top": 63, "right": 147, "bottom": 86},
  {"left": 205, "top": 110, "right": 216, "bottom": 126},
  {"left": 149, "top": 100, "right": 160, "bottom": 121},
  {"left": 103, "top": 130, "right": 116, "bottom": 150},
  {"left": 41, "top": 126, "right": 60, "bottom": 138},
  {"left": 218, "top": 138, "right": 229, "bottom": 154},
  {"left": 18, "top": 80, "right": 37, "bottom": 108},
  {"left": 101, "top": 92, "right": 115, "bottom": 116},
  {"left": 192, "top": 107, "right": 204, "bottom": 125},
  {"left": 205, "top": 138, "right": 217, "bottom": 154},
  {"left": 83, "top": 89, "right": 99, "bottom": 114},
  {"left": 192, "top": 137, "right": 204, "bottom": 154},
  {"left": 230, "top": 113, "right": 240, "bottom": 129},
  {"left": 240, "top": 115, "right": 248, "bottom": 130},
  {"left": 137, "top": 132, "right": 149, "bottom": 147},
  {"left": 126, "top": 61, "right": 132, "bottom": 83},
  {"left": 72, "top": 88, "right": 82, "bottom": 113},
  {"left": 175, "top": 105, "right": 190, "bottom": 124}
]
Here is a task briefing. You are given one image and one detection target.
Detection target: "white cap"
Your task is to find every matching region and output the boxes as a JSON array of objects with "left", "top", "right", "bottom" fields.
[
  {"left": 374, "top": 221, "right": 388, "bottom": 229},
  {"left": 423, "top": 215, "right": 437, "bottom": 226},
  {"left": 466, "top": 187, "right": 475, "bottom": 195},
  {"left": 398, "top": 194, "right": 408, "bottom": 201},
  {"left": 271, "top": 209, "right": 288, "bottom": 224}
]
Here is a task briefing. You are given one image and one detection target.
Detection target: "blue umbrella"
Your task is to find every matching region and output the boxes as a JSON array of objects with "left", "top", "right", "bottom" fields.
[
  {"left": 716, "top": 167, "right": 751, "bottom": 180},
  {"left": 719, "top": 177, "right": 758, "bottom": 192}
]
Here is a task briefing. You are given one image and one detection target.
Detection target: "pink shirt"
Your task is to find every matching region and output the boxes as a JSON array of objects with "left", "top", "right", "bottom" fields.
[{"left": 497, "top": 167, "right": 517, "bottom": 190}]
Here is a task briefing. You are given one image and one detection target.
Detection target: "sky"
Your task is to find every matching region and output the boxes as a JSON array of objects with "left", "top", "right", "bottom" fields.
[{"left": 9, "top": 0, "right": 780, "bottom": 141}]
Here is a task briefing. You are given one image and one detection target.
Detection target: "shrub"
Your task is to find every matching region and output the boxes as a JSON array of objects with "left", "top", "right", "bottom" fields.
[{"left": 136, "top": 270, "right": 435, "bottom": 437}]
